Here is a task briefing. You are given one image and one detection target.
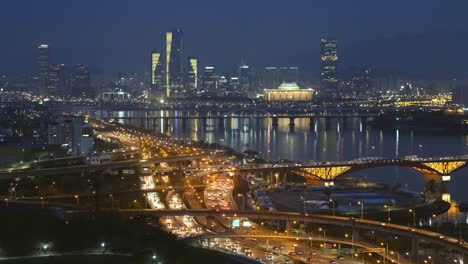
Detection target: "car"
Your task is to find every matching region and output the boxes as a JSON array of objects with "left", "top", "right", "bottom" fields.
[
  {"left": 272, "top": 246, "right": 279, "bottom": 250},
  {"left": 288, "top": 252, "right": 296, "bottom": 256},
  {"left": 336, "top": 255, "right": 344, "bottom": 260},
  {"left": 438, "top": 235, "right": 444, "bottom": 239},
  {"left": 458, "top": 239, "right": 465, "bottom": 245},
  {"left": 285, "top": 260, "right": 292, "bottom": 264},
  {"left": 329, "top": 261, "right": 337, "bottom": 264}
]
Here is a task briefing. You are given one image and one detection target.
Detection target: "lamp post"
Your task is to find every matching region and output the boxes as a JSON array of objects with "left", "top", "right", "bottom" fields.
[
  {"left": 384, "top": 205, "right": 391, "bottom": 223},
  {"left": 330, "top": 199, "right": 336, "bottom": 216},
  {"left": 357, "top": 201, "right": 364, "bottom": 219},
  {"left": 380, "top": 242, "right": 389, "bottom": 264},
  {"left": 318, "top": 227, "right": 326, "bottom": 239},
  {"left": 109, "top": 194, "right": 114, "bottom": 209},
  {"left": 409, "top": 209, "right": 416, "bottom": 227},
  {"left": 74, "top": 194, "right": 79, "bottom": 206}
]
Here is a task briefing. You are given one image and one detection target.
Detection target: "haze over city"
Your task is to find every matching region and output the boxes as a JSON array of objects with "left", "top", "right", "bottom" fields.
[
  {"left": 1, "top": 1, "right": 468, "bottom": 264},
  {"left": 2, "top": 0, "right": 468, "bottom": 78}
]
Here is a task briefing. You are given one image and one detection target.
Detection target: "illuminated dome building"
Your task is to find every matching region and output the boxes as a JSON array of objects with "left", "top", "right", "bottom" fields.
[{"left": 264, "top": 82, "right": 314, "bottom": 101}]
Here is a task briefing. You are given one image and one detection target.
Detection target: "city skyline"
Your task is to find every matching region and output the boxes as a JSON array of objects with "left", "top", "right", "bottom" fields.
[{"left": 2, "top": 1, "right": 468, "bottom": 79}]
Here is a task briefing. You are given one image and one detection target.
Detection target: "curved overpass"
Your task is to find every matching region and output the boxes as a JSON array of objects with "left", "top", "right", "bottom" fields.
[
  {"left": 79, "top": 209, "right": 468, "bottom": 255},
  {"left": 188, "top": 233, "right": 408, "bottom": 264}
]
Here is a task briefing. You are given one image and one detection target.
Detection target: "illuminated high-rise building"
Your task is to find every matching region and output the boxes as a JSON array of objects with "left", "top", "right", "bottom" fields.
[
  {"left": 37, "top": 43, "right": 49, "bottom": 96},
  {"left": 202, "top": 66, "right": 217, "bottom": 93},
  {"left": 46, "top": 64, "right": 67, "bottom": 98},
  {"left": 150, "top": 50, "right": 164, "bottom": 97},
  {"left": 165, "top": 28, "right": 184, "bottom": 97},
  {"left": 70, "top": 64, "right": 93, "bottom": 98},
  {"left": 186, "top": 56, "right": 198, "bottom": 94},
  {"left": 239, "top": 65, "right": 252, "bottom": 92},
  {"left": 320, "top": 38, "right": 338, "bottom": 95}
]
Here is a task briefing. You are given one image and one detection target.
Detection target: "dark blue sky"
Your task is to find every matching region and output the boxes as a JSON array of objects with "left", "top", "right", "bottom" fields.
[{"left": 2, "top": 0, "right": 468, "bottom": 79}]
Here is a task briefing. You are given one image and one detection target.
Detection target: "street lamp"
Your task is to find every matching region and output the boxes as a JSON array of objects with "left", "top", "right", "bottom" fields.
[
  {"left": 109, "top": 194, "right": 114, "bottom": 209},
  {"left": 357, "top": 201, "right": 364, "bottom": 219},
  {"left": 384, "top": 205, "right": 391, "bottom": 223},
  {"left": 380, "top": 242, "right": 389, "bottom": 264},
  {"left": 318, "top": 227, "right": 326, "bottom": 238},
  {"left": 74, "top": 194, "right": 79, "bottom": 206},
  {"left": 409, "top": 209, "right": 416, "bottom": 227},
  {"left": 330, "top": 199, "right": 336, "bottom": 216}
]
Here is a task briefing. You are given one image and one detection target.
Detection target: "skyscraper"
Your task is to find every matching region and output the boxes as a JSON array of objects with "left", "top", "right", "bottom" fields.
[
  {"left": 150, "top": 50, "right": 164, "bottom": 97},
  {"left": 239, "top": 65, "right": 252, "bottom": 93},
  {"left": 320, "top": 38, "right": 338, "bottom": 95},
  {"left": 46, "top": 64, "right": 66, "bottom": 97},
  {"left": 186, "top": 56, "right": 198, "bottom": 94},
  {"left": 37, "top": 43, "right": 49, "bottom": 96},
  {"left": 70, "top": 64, "right": 92, "bottom": 98},
  {"left": 165, "top": 28, "right": 184, "bottom": 97},
  {"left": 202, "top": 66, "right": 217, "bottom": 94}
]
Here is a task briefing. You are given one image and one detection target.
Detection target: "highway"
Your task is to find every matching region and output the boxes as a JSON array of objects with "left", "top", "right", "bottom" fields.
[
  {"left": 0, "top": 152, "right": 225, "bottom": 179},
  {"left": 69, "top": 209, "right": 468, "bottom": 255},
  {"left": 190, "top": 233, "right": 407, "bottom": 264}
]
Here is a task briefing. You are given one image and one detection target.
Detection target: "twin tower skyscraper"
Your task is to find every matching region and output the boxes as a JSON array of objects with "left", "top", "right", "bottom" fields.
[{"left": 151, "top": 28, "right": 197, "bottom": 99}]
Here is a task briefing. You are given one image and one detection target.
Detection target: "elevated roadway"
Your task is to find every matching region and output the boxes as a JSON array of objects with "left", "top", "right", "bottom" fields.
[{"left": 68, "top": 209, "right": 468, "bottom": 255}]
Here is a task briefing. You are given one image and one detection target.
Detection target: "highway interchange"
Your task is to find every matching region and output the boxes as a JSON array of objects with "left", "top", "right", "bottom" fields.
[{"left": 4, "top": 118, "right": 467, "bottom": 264}]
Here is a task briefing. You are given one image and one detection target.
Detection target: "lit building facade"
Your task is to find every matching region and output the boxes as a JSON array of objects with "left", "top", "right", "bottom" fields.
[
  {"left": 150, "top": 51, "right": 164, "bottom": 98},
  {"left": 202, "top": 66, "right": 217, "bottom": 93},
  {"left": 186, "top": 56, "right": 198, "bottom": 94},
  {"left": 264, "top": 82, "right": 314, "bottom": 101},
  {"left": 48, "top": 115, "right": 93, "bottom": 155},
  {"left": 46, "top": 64, "right": 62, "bottom": 98},
  {"left": 165, "top": 28, "right": 184, "bottom": 97},
  {"left": 37, "top": 43, "right": 49, "bottom": 96},
  {"left": 320, "top": 38, "right": 338, "bottom": 94},
  {"left": 70, "top": 64, "right": 92, "bottom": 98}
]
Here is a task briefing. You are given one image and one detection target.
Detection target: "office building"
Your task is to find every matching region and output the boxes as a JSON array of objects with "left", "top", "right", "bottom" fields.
[
  {"left": 150, "top": 51, "right": 164, "bottom": 98},
  {"left": 165, "top": 28, "right": 184, "bottom": 97},
  {"left": 264, "top": 82, "right": 314, "bottom": 101},
  {"left": 37, "top": 43, "right": 49, "bottom": 96},
  {"left": 70, "top": 64, "right": 93, "bottom": 98},
  {"left": 202, "top": 66, "right": 217, "bottom": 93},
  {"left": 186, "top": 56, "right": 198, "bottom": 94},
  {"left": 47, "top": 115, "right": 93, "bottom": 155},
  {"left": 320, "top": 38, "right": 338, "bottom": 94},
  {"left": 46, "top": 64, "right": 69, "bottom": 98},
  {"left": 239, "top": 65, "right": 252, "bottom": 93}
]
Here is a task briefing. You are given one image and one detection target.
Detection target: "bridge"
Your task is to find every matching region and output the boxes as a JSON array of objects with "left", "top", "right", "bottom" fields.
[
  {"left": 65, "top": 209, "right": 468, "bottom": 256},
  {"left": 98, "top": 113, "right": 378, "bottom": 129},
  {"left": 235, "top": 156, "right": 468, "bottom": 192}
]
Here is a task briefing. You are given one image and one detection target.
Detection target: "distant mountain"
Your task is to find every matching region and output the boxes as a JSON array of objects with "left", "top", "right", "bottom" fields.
[
  {"left": 343, "top": 31, "right": 468, "bottom": 79},
  {"left": 291, "top": 31, "right": 468, "bottom": 81}
]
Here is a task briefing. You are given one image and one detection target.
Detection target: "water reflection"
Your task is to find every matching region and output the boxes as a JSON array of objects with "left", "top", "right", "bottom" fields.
[{"left": 97, "top": 110, "right": 468, "bottom": 203}]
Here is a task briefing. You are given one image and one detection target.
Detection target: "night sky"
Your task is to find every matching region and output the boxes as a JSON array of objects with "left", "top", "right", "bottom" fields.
[{"left": 2, "top": 0, "right": 468, "bottom": 79}]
